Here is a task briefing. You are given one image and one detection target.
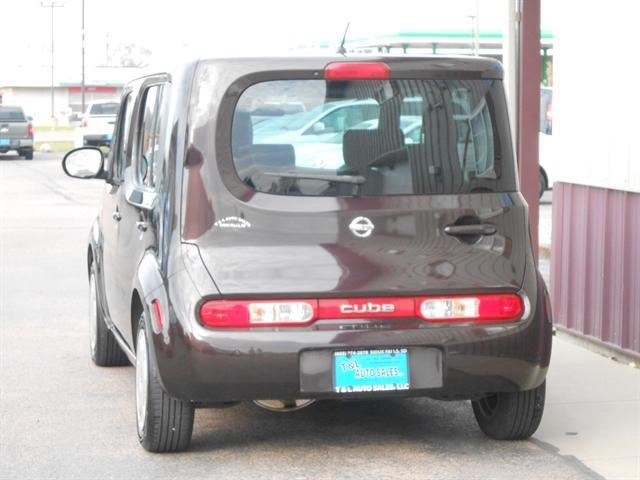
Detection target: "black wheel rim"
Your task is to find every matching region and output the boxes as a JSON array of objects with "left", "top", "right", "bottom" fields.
[{"left": 477, "top": 394, "right": 499, "bottom": 418}]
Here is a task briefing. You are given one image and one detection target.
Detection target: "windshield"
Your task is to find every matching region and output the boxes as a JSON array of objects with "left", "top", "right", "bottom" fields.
[
  {"left": 90, "top": 103, "right": 119, "bottom": 115},
  {"left": 228, "top": 78, "right": 513, "bottom": 197}
]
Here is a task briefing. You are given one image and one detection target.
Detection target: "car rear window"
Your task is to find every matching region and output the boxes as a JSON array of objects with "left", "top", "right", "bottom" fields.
[
  {"left": 230, "top": 78, "right": 514, "bottom": 196},
  {"left": 90, "top": 103, "right": 119, "bottom": 115},
  {"left": 0, "top": 108, "right": 26, "bottom": 122}
]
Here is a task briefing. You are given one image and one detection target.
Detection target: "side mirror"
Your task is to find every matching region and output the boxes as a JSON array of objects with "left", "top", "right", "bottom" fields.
[
  {"left": 312, "top": 121, "right": 325, "bottom": 134},
  {"left": 27, "top": 116, "right": 34, "bottom": 122},
  {"left": 62, "top": 147, "right": 105, "bottom": 179}
]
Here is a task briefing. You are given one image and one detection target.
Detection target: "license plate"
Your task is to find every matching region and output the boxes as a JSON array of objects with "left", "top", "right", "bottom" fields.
[
  {"left": 333, "top": 348, "right": 410, "bottom": 393},
  {"left": 0, "top": 139, "right": 10, "bottom": 146}
]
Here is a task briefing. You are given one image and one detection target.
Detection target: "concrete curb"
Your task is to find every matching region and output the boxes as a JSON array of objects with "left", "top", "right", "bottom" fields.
[{"left": 555, "top": 326, "right": 640, "bottom": 366}]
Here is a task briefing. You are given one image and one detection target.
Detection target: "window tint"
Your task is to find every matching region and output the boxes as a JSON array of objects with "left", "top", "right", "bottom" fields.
[
  {"left": 89, "top": 103, "right": 119, "bottom": 115},
  {"left": 137, "top": 85, "right": 164, "bottom": 187},
  {"left": 111, "top": 94, "right": 133, "bottom": 180},
  {"left": 231, "top": 79, "right": 510, "bottom": 196},
  {"left": 0, "top": 108, "right": 26, "bottom": 122}
]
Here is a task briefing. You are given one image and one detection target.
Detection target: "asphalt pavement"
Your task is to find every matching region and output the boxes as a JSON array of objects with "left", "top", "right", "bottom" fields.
[{"left": 1, "top": 152, "right": 638, "bottom": 480}]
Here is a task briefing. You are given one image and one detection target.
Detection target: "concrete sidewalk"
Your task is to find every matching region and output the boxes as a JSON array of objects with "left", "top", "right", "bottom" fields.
[{"left": 536, "top": 335, "right": 640, "bottom": 480}]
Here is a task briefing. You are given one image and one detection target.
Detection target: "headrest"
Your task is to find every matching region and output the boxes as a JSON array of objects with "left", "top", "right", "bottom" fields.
[{"left": 232, "top": 111, "right": 253, "bottom": 151}]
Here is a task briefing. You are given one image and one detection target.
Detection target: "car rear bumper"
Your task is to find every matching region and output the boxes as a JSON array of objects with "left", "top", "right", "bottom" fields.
[
  {"left": 83, "top": 134, "right": 112, "bottom": 146},
  {"left": 152, "top": 273, "right": 552, "bottom": 404},
  {"left": 0, "top": 138, "right": 33, "bottom": 151}
]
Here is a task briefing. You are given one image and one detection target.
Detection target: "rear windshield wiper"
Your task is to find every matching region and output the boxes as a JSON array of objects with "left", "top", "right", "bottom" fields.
[{"left": 262, "top": 171, "right": 366, "bottom": 185}]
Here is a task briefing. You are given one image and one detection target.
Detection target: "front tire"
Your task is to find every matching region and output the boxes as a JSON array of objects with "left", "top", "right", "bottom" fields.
[
  {"left": 89, "top": 265, "right": 128, "bottom": 366},
  {"left": 135, "top": 314, "right": 194, "bottom": 452},
  {"left": 472, "top": 381, "right": 546, "bottom": 440}
]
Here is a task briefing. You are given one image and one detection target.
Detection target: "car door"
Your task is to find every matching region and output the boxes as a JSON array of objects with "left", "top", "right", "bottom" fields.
[
  {"left": 101, "top": 90, "right": 135, "bottom": 334},
  {"left": 110, "top": 79, "right": 168, "bottom": 347}
]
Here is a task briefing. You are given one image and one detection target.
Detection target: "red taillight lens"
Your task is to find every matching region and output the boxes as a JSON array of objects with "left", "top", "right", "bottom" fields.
[
  {"left": 199, "top": 294, "right": 524, "bottom": 329},
  {"left": 324, "top": 62, "right": 390, "bottom": 80},
  {"left": 82, "top": 119, "right": 88, "bottom": 128},
  {"left": 546, "top": 103, "right": 552, "bottom": 123},
  {"left": 27, "top": 123, "right": 33, "bottom": 138},
  {"left": 416, "top": 294, "right": 523, "bottom": 323},
  {"left": 200, "top": 300, "right": 318, "bottom": 328}
]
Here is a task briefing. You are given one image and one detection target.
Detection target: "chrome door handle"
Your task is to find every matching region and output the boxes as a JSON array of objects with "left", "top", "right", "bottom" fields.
[
  {"left": 112, "top": 210, "right": 121, "bottom": 221},
  {"left": 444, "top": 224, "right": 497, "bottom": 236},
  {"left": 136, "top": 221, "right": 148, "bottom": 232}
]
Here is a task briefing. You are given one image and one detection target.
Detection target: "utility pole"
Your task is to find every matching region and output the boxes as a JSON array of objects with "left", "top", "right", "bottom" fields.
[
  {"left": 81, "top": 0, "right": 85, "bottom": 113},
  {"left": 40, "top": 1, "right": 65, "bottom": 122}
]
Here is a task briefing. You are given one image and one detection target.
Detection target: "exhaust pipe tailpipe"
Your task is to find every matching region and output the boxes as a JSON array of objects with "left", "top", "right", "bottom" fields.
[{"left": 253, "top": 399, "right": 315, "bottom": 412}]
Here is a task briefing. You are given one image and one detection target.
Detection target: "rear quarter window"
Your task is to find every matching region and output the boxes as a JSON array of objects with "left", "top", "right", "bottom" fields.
[{"left": 229, "top": 78, "right": 514, "bottom": 196}]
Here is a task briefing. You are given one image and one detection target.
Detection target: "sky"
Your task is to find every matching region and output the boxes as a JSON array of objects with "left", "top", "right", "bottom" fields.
[{"left": 2, "top": 0, "right": 553, "bottom": 80}]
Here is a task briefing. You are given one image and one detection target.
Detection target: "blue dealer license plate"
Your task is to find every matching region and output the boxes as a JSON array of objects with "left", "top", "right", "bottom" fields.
[
  {"left": 0, "top": 139, "right": 10, "bottom": 146},
  {"left": 333, "top": 348, "right": 410, "bottom": 393}
]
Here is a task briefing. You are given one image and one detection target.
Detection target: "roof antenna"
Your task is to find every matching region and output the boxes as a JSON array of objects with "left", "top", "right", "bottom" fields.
[{"left": 336, "top": 22, "right": 350, "bottom": 55}]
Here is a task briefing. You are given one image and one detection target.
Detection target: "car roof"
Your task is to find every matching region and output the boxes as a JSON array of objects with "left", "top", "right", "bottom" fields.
[
  {"left": 197, "top": 55, "right": 502, "bottom": 78},
  {"left": 126, "top": 55, "right": 503, "bottom": 87}
]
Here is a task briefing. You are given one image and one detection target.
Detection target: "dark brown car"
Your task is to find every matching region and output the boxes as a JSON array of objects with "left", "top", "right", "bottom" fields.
[{"left": 62, "top": 56, "right": 552, "bottom": 453}]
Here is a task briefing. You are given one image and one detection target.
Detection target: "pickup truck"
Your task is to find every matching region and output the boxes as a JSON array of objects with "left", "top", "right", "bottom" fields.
[
  {"left": 75, "top": 101, "right": 118, "bottom": 148},
  {"left": 0, "top": 106, "right": 34, "bottom": 160}
]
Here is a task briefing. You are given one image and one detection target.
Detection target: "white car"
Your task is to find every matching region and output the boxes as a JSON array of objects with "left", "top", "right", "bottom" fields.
[{"left": 75, "top": 101, "right": 119, "bottom": 148}]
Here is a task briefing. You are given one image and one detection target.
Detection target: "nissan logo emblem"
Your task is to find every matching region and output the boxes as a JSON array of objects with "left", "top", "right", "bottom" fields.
[{"left": 349, "top": 216, "right": 375, "bottom": 238}]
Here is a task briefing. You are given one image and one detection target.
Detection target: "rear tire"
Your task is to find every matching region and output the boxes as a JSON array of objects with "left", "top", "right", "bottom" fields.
[
  {"left": 538, "top": 169, "right": 547, "bottom": 198},
  {"left": 472, "top": 381, "right": 546, "bottom": 440},
  {"left": 89, "top": 265, "right": 128, "bottom": 367},
  {"left": 24, "top": 150, "right": 34, "bottom": 160},
  {"left": 135, "top": 314, "right": 194, "bottom": 453}
]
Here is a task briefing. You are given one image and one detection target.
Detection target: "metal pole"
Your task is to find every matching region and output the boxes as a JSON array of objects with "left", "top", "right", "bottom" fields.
[
  {"left": 81, "top": 0, "right": 85, "bottom": 113},
  {"left": 51, "top": 5, "right": 54, "bottom": 118},
  {"left": 504, "top": 0, "right": 519, "bottom": 144},
  {"left": 518, "top": 0, "right": 541, "bottom": 259},
  {"left": 40, "top": 2, "right": 64, "bottom": 121}
]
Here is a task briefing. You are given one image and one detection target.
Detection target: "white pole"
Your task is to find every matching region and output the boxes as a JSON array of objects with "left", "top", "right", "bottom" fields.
[{"left": 503, "top": 0, "right": 519, "bottom": 143}]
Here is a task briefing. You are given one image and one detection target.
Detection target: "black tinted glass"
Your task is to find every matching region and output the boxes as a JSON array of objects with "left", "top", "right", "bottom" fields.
[
  {"left": 0, "top": 109, "right": 26, "bottom": 121},
  {"left": 90, "top": 103, "right": 119, "bottom": 115},
  {"left": 231, "top": 79, "right": 513, "bottom": 196}
]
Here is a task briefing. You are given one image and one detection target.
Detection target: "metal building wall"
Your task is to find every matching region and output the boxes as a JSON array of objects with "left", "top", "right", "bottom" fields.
[{"left": 551, "top": 182, "right": 640, "bottom": 355}]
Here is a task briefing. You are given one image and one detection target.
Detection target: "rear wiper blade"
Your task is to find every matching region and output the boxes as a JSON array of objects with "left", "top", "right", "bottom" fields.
[{"left": 262, "top": 171, "right": 366, "bottom": 184}]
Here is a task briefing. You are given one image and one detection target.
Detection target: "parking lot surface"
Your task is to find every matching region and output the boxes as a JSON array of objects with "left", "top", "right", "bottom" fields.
[{"left": 0, "top": 152, "right": 633, "bottom": 479}]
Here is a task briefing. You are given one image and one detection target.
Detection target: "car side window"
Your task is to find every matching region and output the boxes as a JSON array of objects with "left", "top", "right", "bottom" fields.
[
  {"left": 136, "top": 84, "right": 164, "bottom": 188},
  {"left": 110, "top": 94, "right": 133, "bottom": 181}
]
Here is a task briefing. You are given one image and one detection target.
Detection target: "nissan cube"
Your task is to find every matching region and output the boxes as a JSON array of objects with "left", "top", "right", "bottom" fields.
[{"left": 62, "top": 56, "right": 552, "bottom": 452}]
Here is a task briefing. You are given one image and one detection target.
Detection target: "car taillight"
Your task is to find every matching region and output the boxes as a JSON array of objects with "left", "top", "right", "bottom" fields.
[
  {"left": 82, "top": 119, "right": 88, "bottom": 128},
  {"left": 200, "top": 300, "right": 318, "bottom": 328},
  {"left": 546, "top": 102, "right": 552, "bottom": 123},
  {"left": 417, "top": 294, "right": 523, "bottom": 323},
  {"left": 324, "top": 62, "right": 390, "bottom": 80},
  {"left": 199, "top": 293, "right": 524, "bottom": 328},
  {"left": 27, "top": 123, "right": 33, "bottom": 138}
]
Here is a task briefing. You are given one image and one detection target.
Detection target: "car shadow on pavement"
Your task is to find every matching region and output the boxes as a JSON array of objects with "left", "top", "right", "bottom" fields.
[
  {"left": 193, "top": 397, "right": 480, "bottom": 451},
  {"left": 188, "top": 397, "right": 605, "bottom": 479}
]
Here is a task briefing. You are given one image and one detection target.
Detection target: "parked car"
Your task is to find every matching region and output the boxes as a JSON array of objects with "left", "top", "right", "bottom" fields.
[
  {"left": 351, "top": 115, "right": 423, "bottom": 143},
  {"left": 75, "top": 101, "right": 119, "bottom": 148},
  {"left": 62, "top": 57, "right": 552, "bottom": 453},
  {"left": 251, "top": 101, "right": 306, "bottom": 125},
  {"left": 538, "top": 86, "right": 553, "bottom": 197},
  {"left": 0, "top": 106, "right": 34, "bottom": 159}
]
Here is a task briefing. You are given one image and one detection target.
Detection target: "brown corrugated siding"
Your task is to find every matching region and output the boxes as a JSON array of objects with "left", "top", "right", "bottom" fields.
[{"left": 551, "top": 182, "right": 640, "bottom": 354}]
